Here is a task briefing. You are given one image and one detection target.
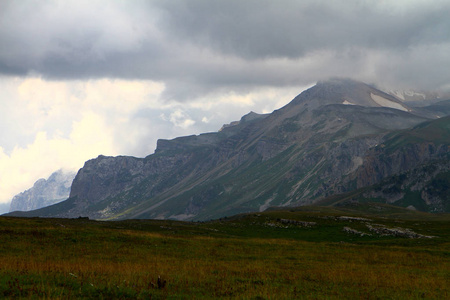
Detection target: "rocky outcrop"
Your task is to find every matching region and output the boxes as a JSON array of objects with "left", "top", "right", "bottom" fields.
[
  {"left": 9, "top": 170, "right": 76, "bottom": 212},
  {"left": 67, "top": 152, "right": 202, "bottom": 218}
]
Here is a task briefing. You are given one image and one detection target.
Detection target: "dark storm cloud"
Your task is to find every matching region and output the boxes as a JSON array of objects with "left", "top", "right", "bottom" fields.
[
  {"left": 1, "top": 0, "right": 450, "bottom": 96},
  {"left": 155, "top": 0, "right": 450, "bottom": 58}
]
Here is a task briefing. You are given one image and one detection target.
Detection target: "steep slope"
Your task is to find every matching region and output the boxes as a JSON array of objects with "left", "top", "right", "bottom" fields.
[
  {"left": 350, "top": 116, "right": 450, "bottom": 212},
  {"left": 9, "top": 170, "right": 76, "bottom": 212},
  {"left": 314, "top": 116, "right": 450, "bottom": 212},
  {"left": 7, "top": 79, "right": 449, "bottom": 220}
]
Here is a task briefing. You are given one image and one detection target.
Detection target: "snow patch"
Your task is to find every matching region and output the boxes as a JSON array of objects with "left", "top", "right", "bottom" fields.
[
  {"left": 390, "top": 90, "right": 427, "bottom": 101},
  {"left": 370, "top": 93, "right": 408, "bottom": 112},
  {"left": 391, "top": 91, "right": 405, "bottom": 101},
  {"left": 404, "top": 90, "right": 426, "bottom": 99},
  {"left": 342, "top": 100, "right": 355, "bottom": 105}
]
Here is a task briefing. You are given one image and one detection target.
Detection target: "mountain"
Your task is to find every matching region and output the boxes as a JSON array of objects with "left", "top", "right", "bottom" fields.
[
  {"left": 6, "top": 79, "right": 449, "bottom": 220},
  {"left": 9, "top": 170, "right": 76, "bottom": 212}
]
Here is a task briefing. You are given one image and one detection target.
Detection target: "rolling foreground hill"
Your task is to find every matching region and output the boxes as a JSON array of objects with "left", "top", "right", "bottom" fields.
[
  {"left": 1, "top": 206, "right": 449, "bottom": 298},
  {"left": 7, "top": 79, "right": 450, "bottom": 220}
]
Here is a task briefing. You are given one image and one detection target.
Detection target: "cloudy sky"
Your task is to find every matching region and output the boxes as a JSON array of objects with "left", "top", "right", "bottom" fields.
[{"left": 0, "top": 0, "right": 449, "bottom": 211}]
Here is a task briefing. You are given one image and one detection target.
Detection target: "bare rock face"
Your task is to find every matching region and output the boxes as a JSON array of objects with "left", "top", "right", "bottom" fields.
[
  {"left": 9, "top": 79, "right": 450, "bottom": 220},
  {"left": 69, "top": 156, "right": 145, "bottom": 207},
  {"left": 357, "top": 152, "right": 450, "bottom": 213},
  {"left": 67, "top": 153, "right": 198, "bottom": 218},
  {"left": 9, "top": 170, "right": 76, "bottom": 212},
  {"left": 355, "top": 143, "right": 449, "bottom": 188}
]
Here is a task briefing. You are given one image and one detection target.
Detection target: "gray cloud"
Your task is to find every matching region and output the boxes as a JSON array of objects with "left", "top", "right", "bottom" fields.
[
  {"left": 157, "top": 0, "right": 450, "bottom": 57},
  {"left": 1, "top": 0, "right": 450, "bottom": 97}
]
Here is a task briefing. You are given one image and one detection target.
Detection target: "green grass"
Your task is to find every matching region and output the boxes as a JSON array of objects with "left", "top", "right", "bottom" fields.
[
  {"left": 1, "top": 206, "right": 449, "bottom": 299},
  {"left": 381, "top": 116, "right": 450, "bottom": 153}
]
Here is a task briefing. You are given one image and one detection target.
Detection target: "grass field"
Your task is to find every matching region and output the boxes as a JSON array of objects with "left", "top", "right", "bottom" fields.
[{"left": 0, "top": 204, "right": 449, "bottom": 299}]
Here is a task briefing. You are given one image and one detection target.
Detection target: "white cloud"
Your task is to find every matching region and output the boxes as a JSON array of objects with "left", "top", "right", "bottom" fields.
[
  {"left": 0, "top": 113, "right": 116, "bottom": 204},
  {"left": 0, "top": 76, "right": 165, "bottom": 149},
  {"left": 168, "top": 110, "right": 195, "bottom": 129},
  {"left": 186, "top": 85, "right": 312, "bottom": 118}
]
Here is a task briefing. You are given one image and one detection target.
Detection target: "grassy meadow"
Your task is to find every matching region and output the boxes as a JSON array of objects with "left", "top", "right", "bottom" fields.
[{"left": 0, "top": 204, "right": 449, "bottom": 299}]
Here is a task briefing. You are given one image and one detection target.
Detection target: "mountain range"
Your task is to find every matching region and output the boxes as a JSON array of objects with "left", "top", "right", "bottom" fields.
[
  {"left": 9, "top": 170, "right": 76, "bottom": 212},
  {"left": 6, "top": 79, "right": 450, "bottom": 220}
]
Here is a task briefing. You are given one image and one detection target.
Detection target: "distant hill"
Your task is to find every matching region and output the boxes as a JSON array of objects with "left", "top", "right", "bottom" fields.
[
  {"left": 6, "top": 79, "right": 449, "bottom": 220},
  {"left": 9, "top": 170, "right": 76, "bottom": 212}
]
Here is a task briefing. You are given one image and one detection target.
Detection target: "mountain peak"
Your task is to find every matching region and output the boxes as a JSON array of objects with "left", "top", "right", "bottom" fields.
[{"left": 290, "top": 78, "right": 410, "bottom": 112}]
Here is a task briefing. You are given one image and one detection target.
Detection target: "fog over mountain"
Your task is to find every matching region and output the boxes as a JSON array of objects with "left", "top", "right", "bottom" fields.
[{"left": 0, "top": 1, "right": 449, "bottom": 208}]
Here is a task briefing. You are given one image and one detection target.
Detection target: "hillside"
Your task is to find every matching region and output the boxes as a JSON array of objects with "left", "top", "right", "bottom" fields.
[
  {"left": 316, "top": 116, "right": 450, "bottom": 212},
  {"left": 6, "top": 79, "right": 449, "bottom": 220}
]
